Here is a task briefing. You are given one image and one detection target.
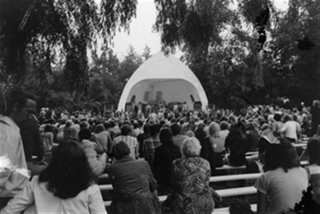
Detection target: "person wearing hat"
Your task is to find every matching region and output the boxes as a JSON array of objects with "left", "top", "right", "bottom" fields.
[{"left": 11, "top": 94, "right": 46, "bottom": 176}]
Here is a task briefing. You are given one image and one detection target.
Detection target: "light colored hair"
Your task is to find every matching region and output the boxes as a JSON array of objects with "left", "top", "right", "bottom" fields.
[
  {"left": 182, "top": 137, "right": 202, "bottom": 157},
  {"left": 208, "top": 122, "right": 220, "bottom": 138}
]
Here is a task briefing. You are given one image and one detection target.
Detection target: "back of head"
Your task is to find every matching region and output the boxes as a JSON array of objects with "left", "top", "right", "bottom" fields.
[
  {"left": 229, "top": 198, "right": 254, "bottom": 214},
  {"left": 39, "top": 141, "right": 92, "bottom": 199},
  {"left": 143, "top": 123, "right": 151, "bottom": 135},
  {"left": 264, "top": 138, "right": 300, "bottom": 172},
  {"left": 182, "top": 137, "right": 202, "bottom": 157},
  {"left": 220, "top": 121, "right": 229, "bottom": 131},
  {"left": 112, "top": 141, "right": 130, "bottom": 159},
  {"left": 307, "top": 137, "right": 320, "bottom": 165},
  {"left": 171, "top": 123, "right": 181, "bottom": 136},
  {"left": 121, "top": 124, "right": 132, "bottom": 136},
  {"left": 313, "top": 100, "right": 320, "bottom": 108},
  {"left": 284, "top": 114, "right": 293, "bottom": 123},
  {"left": 186, "top": 130, "right": 195, "bottom": 137},
  {"left": 94, "top": 124, "right": 105, "bottom": 134},
  {"left": 150, "top": 123, "right": 160, "bottom": 137},
  {"left": 159, "top": 127, "right": 173, "bottom": 144},
  {"left": 78, "top": 128, "right": 92, "bottom": 141},
  {"left": 274, "top": 113, "right": 282, "bottom": 122},
  {"left": 208, "top": 122, "right": 220, "bottom": 137}
]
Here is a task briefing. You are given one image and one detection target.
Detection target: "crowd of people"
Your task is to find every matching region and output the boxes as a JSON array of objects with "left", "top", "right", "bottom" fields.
[{"left": 1, "top": 91, "right": 320, "bottom": 214}]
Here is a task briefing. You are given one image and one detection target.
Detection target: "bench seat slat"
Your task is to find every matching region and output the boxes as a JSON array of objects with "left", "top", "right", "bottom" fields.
[{"left": 103, "top": 186, "right": 257, "bottom": 207}]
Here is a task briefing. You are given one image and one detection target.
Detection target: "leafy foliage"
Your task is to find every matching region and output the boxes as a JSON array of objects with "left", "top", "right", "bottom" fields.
[{"left": 156, "top": 0, "right": 319, "bottom": 109}]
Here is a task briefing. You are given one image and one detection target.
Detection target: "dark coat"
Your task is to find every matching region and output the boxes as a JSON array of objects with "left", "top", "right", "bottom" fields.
[
  {"left": 153, "top": 143, "right": 181, "bottom": 188},
  {"left": 107, "top": 155, "right": 161, "bottom": 214}
]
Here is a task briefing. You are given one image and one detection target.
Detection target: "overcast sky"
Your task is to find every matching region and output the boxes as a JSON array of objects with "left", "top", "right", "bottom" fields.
[{"left": 110, "top": 0, "right": 289, "bottom": 59}]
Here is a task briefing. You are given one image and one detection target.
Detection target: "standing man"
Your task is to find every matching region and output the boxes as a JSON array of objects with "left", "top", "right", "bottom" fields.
[
  {"left": 10, "top": 92, "right": 46, "bottom": 176},
  {"left": 311, "top": 100, "right": 320, "bottom": 136}
]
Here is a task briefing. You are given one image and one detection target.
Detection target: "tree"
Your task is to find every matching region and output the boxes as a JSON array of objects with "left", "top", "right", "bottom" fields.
[
  {"left": 156, "top": 0, "right": 319, "bottom": 108},
  {"left": 0, "top": 0, "right": 138, "bottom": 107},
  {"left": 142, "top": 45, "right": 152, "bottom": 61},
  {"left": 154, "top": 0, "right": 235, "bottom": 60}
]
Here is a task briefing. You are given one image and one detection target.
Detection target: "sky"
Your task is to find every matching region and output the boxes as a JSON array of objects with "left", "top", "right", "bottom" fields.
[{"left": 110, "top": 0, "right": 289, "bottom": 59}]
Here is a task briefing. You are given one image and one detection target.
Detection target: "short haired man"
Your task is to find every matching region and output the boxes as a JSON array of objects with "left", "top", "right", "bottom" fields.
[{"left": 10, "top": 93, "right": 46, "bottom": 176}]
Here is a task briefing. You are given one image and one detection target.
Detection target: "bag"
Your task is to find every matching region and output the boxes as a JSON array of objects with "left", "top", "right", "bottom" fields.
[{"left": 162, "top": 192, "right": 175, "bottom": 212}]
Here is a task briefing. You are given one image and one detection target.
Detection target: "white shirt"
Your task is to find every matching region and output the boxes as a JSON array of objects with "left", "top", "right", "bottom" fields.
[
  {"left": 0, "top": 115, "right": 29, "bottom": 198},
  {"left": 1, "top": 176, "right": 107, "bottom": 214},
  {"left": 281, "top": 121, "right": 300, "bottom": 140},
  {"left": 113, "top": 135, "right": 139, "bottom": 159},
  {"left": 255, "top": 167, "right": 308, "bottom": 213}
]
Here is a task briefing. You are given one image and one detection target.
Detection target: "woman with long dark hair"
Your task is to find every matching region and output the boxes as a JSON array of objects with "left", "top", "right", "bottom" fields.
[
  {"left": 225, "top": 122, "right": 250, "bottom": 166},
  {"left": 1, "top": 141, "right": 106, "bottom": 214},
  {"left": 153, "top": 127, "right": 181, "bottom": 194},
  {"left": 254, "top": 138, "right": 308, "bottom": 214}
]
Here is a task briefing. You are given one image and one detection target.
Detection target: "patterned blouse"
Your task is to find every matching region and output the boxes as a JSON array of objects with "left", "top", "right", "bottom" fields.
[{"left": 171, "top": 156, "right": 215, "bottom": 214}]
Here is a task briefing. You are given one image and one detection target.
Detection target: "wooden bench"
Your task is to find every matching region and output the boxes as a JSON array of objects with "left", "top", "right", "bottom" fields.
[
  {"left": 103, "top": 186, "right": 258, "bottom": 207},
  {"left": 213, "top": 204, "right": 257, "bottom": 213},
  {"left": 98, "top": 166, "right": 253, "bottom": 182},
  {"left": 245, "top": 151, "right": 258, "bottom": 156},
  {"left": 99, "top": 173, "right": 261, "bottom": 191},
  {"left": 216, "top": 165, "right": 246, "bottom": 171}
]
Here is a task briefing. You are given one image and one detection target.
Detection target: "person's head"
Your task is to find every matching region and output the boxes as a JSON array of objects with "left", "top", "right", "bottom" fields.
[
  {"left": 313, "top": 100, "right": 320, "bottom": 108},
  {"left": 220, "top": 121, "right": 229, "bottom": 131},
  {"left": 170, "top": 123, "right": 181, "bottom": 136},
  {"left": 65, "top": 120, "right": 72, "bottom": 128},
  {"left": 150, "top": 123, "right": 160, "bottom": 137},
  {"left": 229, "top": 198, "right": 254, "bottom": 214},
  {"left": 186, "top": 130, "right": 195, "bottom": 137},
  {"left": 208, "top": 122, "right": 220, "bottom": 137},
  {"left": 9, "top": 91, "right": 37, "bottom": 119},
  {"left": 133, "top": 121, "right": 140, "bottom": 129},
  {"left": 121, "top": 124, "right": 132, "bottom": 136},
  {"left": 182, "top": 137, "right": 202, "bottom": 157},
  {"left": 80, "top": 121, "right": 89, "bottom": 130},
  {"left": 39, "top": 141, "right": 92, "bottom": 199},
  {"left": 143, "top": 123, "right": 151, "bottom": 135},
  {"left": 274, "top": 113, "right": 282, "bottom": 122},
  {"left": 307, "top": 137, "right": 320, "bottom": 165},
  {"left": 283, "top": 114, "right": 293, "bottom": 123},
  {"left": 229, "top": 123, "right": 245, "bottom": 139},
  {"left": 260, "top": 123, "right": 273, "bottom": 137},
  {"left": 112, "top": 141, "right": 130, "bottom": 159},
  {"left": 94, "top": 124, "right": 105, "bottom": 134},
  {"left": 78, "top": 128, "right": 92, "bottom": 141},
  {"left": 263, "top": 138, "right": 300, "bottom": 172},
  {"left": 317, "top": 125, "right": 320, "bottom": 136},
  {"left": 159, "top": 127, "right": 173, "bottom": 144},
  {"left": 229, "top": 115, "right": 237, "bottom": 124}
]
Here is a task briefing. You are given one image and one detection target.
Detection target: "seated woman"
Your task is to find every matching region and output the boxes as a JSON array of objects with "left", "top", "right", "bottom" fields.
[
  {"left": 106, "top": 141, "right": 161, "bottom": 214},
  {"left": 1, "top": 141, "right": 106, "bottom": 214},
  {"left": 254, "top": 138, "right": 308, "bottom": 214},
  {"left": 78, "top": 128, "right": 107, "bottom": 177},
  {"left": 153, "top": 127, "right": 181, "bottom": 194},
  {"left": 225, "top": 122, "right": 249, "bottom": 166},
  {"left": 306, "top": 137, "right": 320, "bottom": 204},
  {"left": 171, "top": 137, "right": 217, "bottom": 214}
]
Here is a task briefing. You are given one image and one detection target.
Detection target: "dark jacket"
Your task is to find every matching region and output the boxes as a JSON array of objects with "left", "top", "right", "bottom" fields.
[
  {"left": 153, "top": 143, "right": 181, "bottom": 188},
  {"left": 107, "top": 155, "right": 161, "bottom": 214},
  {"left": 19, "top": 118, "right": 44, "bottom": 162}
]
